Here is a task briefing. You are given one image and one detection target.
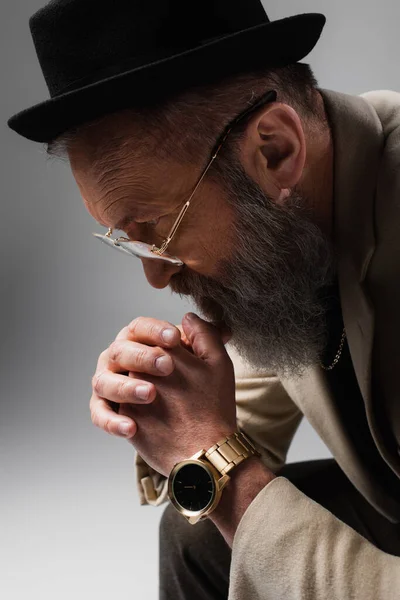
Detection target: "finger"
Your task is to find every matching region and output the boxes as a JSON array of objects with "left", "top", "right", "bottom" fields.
[
  {"left": 181, "top": 312, "right": 227, "bottom": 363},
  {"left": 96, "top": 348, "right": 133, "bottom": 379},
  {"left": 176, "top": 323, "right": 228, "bottom": 352},
  {"left": 115, "top": 317, "right": 181, "bottom": 348},
  {"left": 107, "top": 339, "right": 175, "bottom": 376},
  {"left": 210, "top": 321, "right": 232, "bottom": 345},
  {"left": 89, "top": 394, "right": 137, "bottom": 438},
  {"left": 176, "top": 324, "right": 195, "bottom": 352},
  {"left": 92, "top": 369, "right": 157, "bottom": 404}
]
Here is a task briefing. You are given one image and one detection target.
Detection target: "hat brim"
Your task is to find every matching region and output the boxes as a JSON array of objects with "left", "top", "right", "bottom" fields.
[{"left": 8, "top": 13, "right": 326, "bottom": 143}]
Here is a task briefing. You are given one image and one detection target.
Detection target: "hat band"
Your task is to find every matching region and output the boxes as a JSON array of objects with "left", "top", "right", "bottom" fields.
[
  {"left": 51, "top": 23, "right": 266, "bottom": 98},
  {"left": 55, "top": 32, "right": 238, "bottom": 97}
]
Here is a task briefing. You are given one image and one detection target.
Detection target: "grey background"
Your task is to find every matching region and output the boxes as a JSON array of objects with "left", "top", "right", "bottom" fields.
[{"left": 1, "top": 1, "right": 399, "bottom": 598}]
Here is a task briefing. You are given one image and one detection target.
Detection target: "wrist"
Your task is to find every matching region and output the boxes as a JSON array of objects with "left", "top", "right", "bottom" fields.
[{"left": 208, "top": 456, "right": 276, "bottom": 547}]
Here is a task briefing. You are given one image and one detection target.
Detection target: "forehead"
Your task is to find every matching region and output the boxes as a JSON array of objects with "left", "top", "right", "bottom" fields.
[
  {"left": 68, "top": 124, "right": 195, "bottom": 227},
  {"left": 67, "top": 114, "right": 151, "bottom": 186}
]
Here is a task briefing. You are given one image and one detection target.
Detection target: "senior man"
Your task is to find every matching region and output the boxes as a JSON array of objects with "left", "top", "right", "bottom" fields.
[{"left": 8, "top": 0, "right": 400, "bottom": 598}]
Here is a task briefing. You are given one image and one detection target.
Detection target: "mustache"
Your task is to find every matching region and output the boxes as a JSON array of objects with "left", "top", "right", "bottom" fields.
[{"left": 169, "top": 267, "right": 227, "bottom": 322}]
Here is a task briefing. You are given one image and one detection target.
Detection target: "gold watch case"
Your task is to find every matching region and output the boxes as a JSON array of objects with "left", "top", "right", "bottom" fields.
[{"left": 168, "top": 449, "right": 231, "bottom": 525}]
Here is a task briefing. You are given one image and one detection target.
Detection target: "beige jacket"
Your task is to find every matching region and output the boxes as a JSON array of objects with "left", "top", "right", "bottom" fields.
[{"left": 134, "top": 88, "right": 400, "bottom": 598}]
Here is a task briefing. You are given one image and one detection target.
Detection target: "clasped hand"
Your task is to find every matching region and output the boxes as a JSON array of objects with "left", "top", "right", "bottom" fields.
[{"left": 90, "top": 313, "right": 237, "bottom": 476}]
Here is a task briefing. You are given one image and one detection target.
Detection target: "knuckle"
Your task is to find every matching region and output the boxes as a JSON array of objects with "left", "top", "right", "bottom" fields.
[
  {"left": 127, "top": 317, "right": 143, "bottom": 338},
  {"left": 135, "top": 347, "right": 149, "bottom": 368},
  {"left": 108, "top": 341, "right": 122, "bottom": 363},
  {"left": 197, "top": 348, "right": 209, "bottom": 361},
  {"left": 196, "top": 331, "right": 209, "bottom": 342},
  {"left": 193, "top": 332, "right": 209, "bottom": 349},
  {"left": 117, "top": 378, "right": 133, "bottom": 401},
  {"left": 103, "top": 418, "right": 113, "bottom": 434},
  {"left": 92, "top": 371, "right": 104, "bottom": 395},
  {"left": 149, "top": 322, "right": 162, "bottom": 340}
]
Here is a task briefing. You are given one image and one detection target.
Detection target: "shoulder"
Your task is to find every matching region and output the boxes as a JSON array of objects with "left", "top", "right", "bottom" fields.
[{"left": 359, "top": 90, "right": 400, "bottom": 137}]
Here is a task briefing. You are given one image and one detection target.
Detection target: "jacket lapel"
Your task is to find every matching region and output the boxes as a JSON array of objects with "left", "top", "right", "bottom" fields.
[{"left": 320, "top": 88, "right": 383, "bottom": 409}]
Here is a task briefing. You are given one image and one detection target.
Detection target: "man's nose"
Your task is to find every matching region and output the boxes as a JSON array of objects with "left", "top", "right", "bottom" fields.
[{"left": 140, "top": 257, "right": 183, "bottom": 289}]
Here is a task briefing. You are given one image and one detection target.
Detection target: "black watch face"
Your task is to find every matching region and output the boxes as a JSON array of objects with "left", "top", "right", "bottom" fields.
[{"left": 172, "top": 463, "right": 215, "bottom": 512}]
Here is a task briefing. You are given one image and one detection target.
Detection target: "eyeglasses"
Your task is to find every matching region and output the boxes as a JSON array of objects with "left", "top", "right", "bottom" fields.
[{"left": 92, "top": 89, "right": 277, "bottom": 266}]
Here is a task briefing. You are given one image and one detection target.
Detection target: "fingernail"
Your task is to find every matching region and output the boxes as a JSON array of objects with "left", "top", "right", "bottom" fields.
[
  {"left": 156, "top": 355, "right": 172, "bottom": 374},
  {"left": 119, "top": 422, "right": 132, "bottom": 436},
  {"left": 136, "top": 385, "right": 150, "bottom": 401},
  {"left": 162, "top": 328, "right": 176, "bottom": 344}
]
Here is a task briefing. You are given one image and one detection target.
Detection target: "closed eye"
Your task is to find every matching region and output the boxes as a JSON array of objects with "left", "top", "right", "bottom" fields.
[
  {"left": 121, "top": 216, "right": 160, "bottom": 232},
  {"left": 123, "top": 217, "right": 162, "bottom": 240},
  {"left": 142, "top": 218, "right": 160, "bottom": 227}
]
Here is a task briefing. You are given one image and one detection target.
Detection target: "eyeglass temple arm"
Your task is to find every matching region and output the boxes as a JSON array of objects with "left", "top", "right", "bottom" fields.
[
  {"left": 155, "top": 89, "right": 277, "bottom": 254},
  {"left": 155, "top": 151, "right": 221, "bottom": 253}
]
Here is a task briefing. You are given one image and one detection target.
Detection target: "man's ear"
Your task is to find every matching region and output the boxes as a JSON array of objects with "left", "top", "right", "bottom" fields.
[{"left": 239, "top": 102, "right": 307, "bottom": 201}]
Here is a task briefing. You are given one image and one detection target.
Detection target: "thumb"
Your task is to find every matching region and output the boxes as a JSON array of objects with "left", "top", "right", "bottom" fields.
[
  {"left": 211, "top": 321, "right": 232, "bottom": 345},
  {"left": 182, "top": 312, "right": 227, "bottom": 363}
]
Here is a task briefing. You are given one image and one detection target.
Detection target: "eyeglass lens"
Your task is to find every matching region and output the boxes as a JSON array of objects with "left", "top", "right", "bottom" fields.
[{"left": 92, "top": 233, "right": 184, "bottom": 266}]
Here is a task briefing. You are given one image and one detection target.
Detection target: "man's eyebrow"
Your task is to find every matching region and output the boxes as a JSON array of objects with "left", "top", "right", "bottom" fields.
[
  {"left": 114, "top": 215, "right": 136, "bottom": 231},
  {"left": 97, "top": 214, "right": 135, "bottom": 231}
]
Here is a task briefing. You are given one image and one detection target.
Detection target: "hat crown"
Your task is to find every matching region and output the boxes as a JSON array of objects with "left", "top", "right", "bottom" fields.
[{"left": 30, "top": 0, "right": 270, "bottom": 97}]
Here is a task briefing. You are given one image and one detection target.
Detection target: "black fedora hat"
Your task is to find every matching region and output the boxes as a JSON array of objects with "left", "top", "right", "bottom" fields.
[{"left": 8, "top": 0, "right": 326, "bottom": 144}]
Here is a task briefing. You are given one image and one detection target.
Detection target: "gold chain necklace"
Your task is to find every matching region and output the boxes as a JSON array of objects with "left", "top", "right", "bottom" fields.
[{"left": 320, "top": 326, "right": 346, "bottom": 371}]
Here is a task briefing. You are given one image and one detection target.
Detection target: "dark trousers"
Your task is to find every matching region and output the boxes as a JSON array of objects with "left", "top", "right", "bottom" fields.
[{"left": 159, "top": 458, "right": 400, "bottom": 600}]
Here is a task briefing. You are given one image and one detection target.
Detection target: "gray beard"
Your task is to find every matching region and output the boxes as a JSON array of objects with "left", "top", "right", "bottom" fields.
[{"left": 170, "top": 157, "right": 335, "bottom": 378}]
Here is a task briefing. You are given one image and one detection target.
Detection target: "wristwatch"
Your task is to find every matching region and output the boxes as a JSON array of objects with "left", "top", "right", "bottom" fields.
[{"left": 167, "top": 430, "right": 261, "bottom": 524}]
